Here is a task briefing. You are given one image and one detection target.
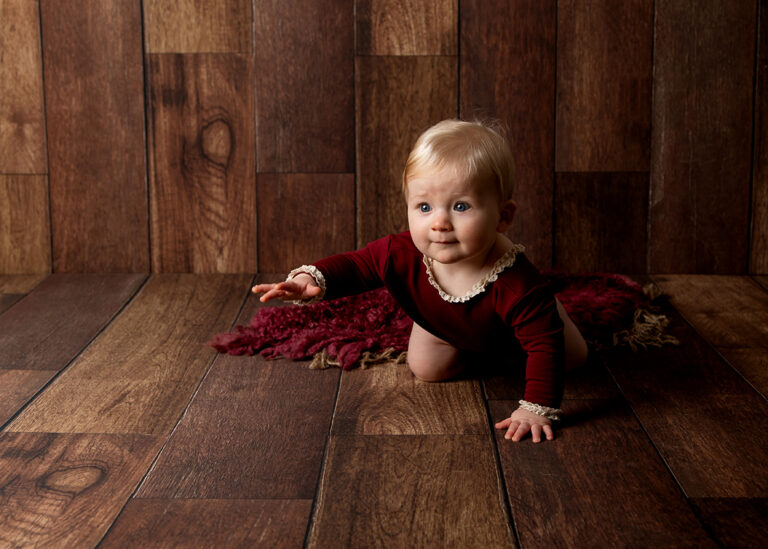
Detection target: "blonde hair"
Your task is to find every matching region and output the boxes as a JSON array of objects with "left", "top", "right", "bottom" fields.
[{"left": 402, "top": 119, "right": 515, "bottom": 200}]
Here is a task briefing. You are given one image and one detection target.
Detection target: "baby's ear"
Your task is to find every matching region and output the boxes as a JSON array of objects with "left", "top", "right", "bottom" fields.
[{"left": 497, "top": 200, "right": 517, "bottom": 232}]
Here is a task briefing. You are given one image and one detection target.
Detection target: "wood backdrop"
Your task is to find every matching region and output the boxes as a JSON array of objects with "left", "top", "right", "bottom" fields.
[{"left": 0, "top": 0, "right": 764, "bottom": 274}]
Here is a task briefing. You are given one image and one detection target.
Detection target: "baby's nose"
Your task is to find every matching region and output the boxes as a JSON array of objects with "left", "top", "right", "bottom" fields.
[{"left": 431, "top": 212, "right": 452, "bottom": 231}]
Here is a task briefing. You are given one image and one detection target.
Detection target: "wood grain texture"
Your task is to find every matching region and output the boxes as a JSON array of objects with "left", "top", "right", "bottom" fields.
[
  {"left": 7, "top": 274, "right": 250, "bottom": 435},
  {"left": 555, "top": 0, "right": 653, "bottom": 172},
  {"left": 0, "top": 432, "right": 162, "bottom": 548},
  {"left": 554, "top": 172, "right": 648, "bottom": 272},
  {"left": 0, "top": 274, "right": 146, "bottom": 371},
  {"left": 0, "top": 0, "right": 46, "bottom": 173},
  {"left": 332, "top": 362, "right": 487, "bottom": 435},
  {"left": 148, "top": 54, "right": 256, "bottom": 273},
  {"left": 254, "top": 0, "right": 354, "bottom": 173},
  {"left": 489, "top": 400, "right": 714, "bottom": 548},
  {"left": 649, "top": 0, "right": 756, "bottom": 273},
  {"left": 752, "top": 0, "right": 768, "bottom": 273},
  {"left": 0, "top": 369, "right": 56, "bottom": 426},
  {"left": 0, "top": 175, "right": 50, "bottom": 273},
  {"left": 356, "top": 0, "right": 457, "bottom": 55},
  {"left": 307, "top": 435, "right": 513, "bottom": 548},
  {"left": 41, "top": 0, "right": 148, "bottom": 272},
  {"left": 143, "top": 0, "right": 252, "bottom": 53},
  {"left": 690, "top": 498, "right": 768, "bottom": 548},
  {"left": 461, "top": 0, "right": 556, "bottom": 267},
  {"left": 356, "top": 55, "right": 457, "bottom": 245},
  {"left": 257, "top": 174, "right": 355, "bottom": 272},
  {"left": 101, "top": 499, "right": 312, "bottom": 548},
  {"left": 754, "top": 274, "right": 768, "bottom": 292},
  {"left": 0, "top": 273, "right": 47, "bottom": 294}
]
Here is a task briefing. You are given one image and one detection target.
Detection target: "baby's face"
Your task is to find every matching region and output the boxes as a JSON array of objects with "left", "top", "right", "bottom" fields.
[{"left": 406, "top": 165, "right": 503, "bottom": 267}]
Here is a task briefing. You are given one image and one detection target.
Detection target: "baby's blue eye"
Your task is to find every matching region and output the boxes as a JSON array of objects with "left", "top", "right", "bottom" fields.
[
  {"left": 454, "top": 202, "right": 469, "bottom": 212},
  {"left": 419, "top": 203, "right": 431, "bottom": 213}
]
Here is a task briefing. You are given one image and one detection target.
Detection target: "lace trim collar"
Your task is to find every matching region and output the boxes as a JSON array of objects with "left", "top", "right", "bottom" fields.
[{"left": 422, "top": 243, "right": 526, "bottom": 303}]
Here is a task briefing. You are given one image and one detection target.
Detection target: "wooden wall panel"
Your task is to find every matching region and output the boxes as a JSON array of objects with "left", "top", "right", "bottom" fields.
[
  {"left": 148, "top": 54, "right": 256, "bottom": 273},
  {"left": 0, "top": 176, "right": 50, "bottom": 273},
  {"left": 356, "top": 56, "right": 457, "bottom": 245},
  {"left": 41, "top": 0, "right": 148, "bottom": 272},
  {"left": 0, "top": 0, "right": 46, "bottom": 173},
  {"left": 461, "top": 0, "right": 556, "bottom": 267},
  {"left": 254, "top": 0, "right": 354, "bottom": 173},
  {"left": 143, "top": 0, "right": 252, "bottom": 53},
  {"left": 649, "top": 0, "right": 756, "bottom": 273},
  {"left": 752, "top": 0, "right": 768, "bottom": 274}
]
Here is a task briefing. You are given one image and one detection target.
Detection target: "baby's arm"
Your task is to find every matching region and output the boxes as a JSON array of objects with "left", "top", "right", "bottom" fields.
[{"left": 252, "top": 273, "right": 321, "bottom": 303}]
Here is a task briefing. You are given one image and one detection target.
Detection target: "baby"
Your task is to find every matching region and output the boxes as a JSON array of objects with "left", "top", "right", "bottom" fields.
[{"left": 254, "top": 119, "right": 588, "bottom": 443}]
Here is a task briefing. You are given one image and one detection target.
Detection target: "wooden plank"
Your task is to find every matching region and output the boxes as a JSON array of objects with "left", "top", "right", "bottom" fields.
[
  {"left": 489, "top": 400, "right": 714, "bottom": 547},
  {"left": 554, "top": 172, "right": 648, "bottom": 272},
  {"left": 101, "top": 499, "right": 311, "bottom": 548},
  {"left": 0, "top": 0, "right": 46, "bottom": 173},
  {"left": 0, "top": 370, "right": 56, "bottom": 426},
  {"left": 0, "top": 274, "right": 47, "bottom": 313},
  {"left": 0, "top": 175, "right": 50, "bottom": 273},
  {"left": 0, "top": 274, "right": 146, "bottom": 371},
  {"left": 460, "top": 0, "right": 556, "bottom": 267},
  {"left": 649, "top": 0, "right": 755, "bottom": 273},
  {"left": 148, "top": 54, "right": 256, "bottom": 273},
  {"left": 555, "top": 0, "right": 653, "bottom": 172},
  {"left": 754, "top": 274, "right": 768, "bottom": 292},
  {"left": 41, "top": 0, "right": 148, "bottom": 272},
  {"left": 257, "top": 174, "right": 355, "bottom": 272},
  {"left": 143, "top": 0, "right": 252, "bottom": 53},
  {"left": 307, "top": 435, "right": 513, "bottom": 547},
  {"left": 0, "top": 432, "right": 162, "bottom": 548},
  {"left": 751, "top": 0, "right": 768, "bottom": 274},
  {"left": 356, "top": 0, "right": 457, "bottom": 55},
  {"left": 332, "top": 362, "right": 487, "bottom": 435},
  {"left": 690, "top": 498, "right": 768, "bottom": 548},
  {"left": 7, "top": 274, "right": 250, "bottom": 435},
  {"left": 356, "top": 55, "right": 457, "bottom": 245},
  {"left": 254, "top": 0, "right": 354, "bottom": 173}
]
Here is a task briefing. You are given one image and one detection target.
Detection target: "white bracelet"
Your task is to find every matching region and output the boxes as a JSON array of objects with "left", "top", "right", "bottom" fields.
[
  {"left": 286, "top": 265, "right": 326, "bottom": 304},
  {"left": 517, "top": 400, "right": 563, "bottom": 421}
]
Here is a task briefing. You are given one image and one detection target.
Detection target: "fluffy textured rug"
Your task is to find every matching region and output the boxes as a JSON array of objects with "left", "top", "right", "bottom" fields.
[{"left": 210, "top": 273, "right": 677, "bottom": 370}]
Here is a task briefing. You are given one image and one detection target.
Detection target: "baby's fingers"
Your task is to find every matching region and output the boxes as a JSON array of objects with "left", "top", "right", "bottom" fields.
[
  {"left": 543, "top": 424, "right": 555, "bottom": 441},
  {"left": 509, "top": 421, "right": 531, "bottom": 442},
  {"left": 494, "top": 417, "right": 513, "bottom": 430}
]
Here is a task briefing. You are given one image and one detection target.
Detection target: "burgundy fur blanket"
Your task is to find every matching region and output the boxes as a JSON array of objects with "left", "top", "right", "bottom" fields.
[{"left": 210, "top": 273, "right": 675, "bottom": 370}]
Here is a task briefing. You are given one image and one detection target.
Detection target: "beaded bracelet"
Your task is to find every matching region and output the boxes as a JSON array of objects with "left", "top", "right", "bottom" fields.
[
  {"left": 286, "top": 265, "right": 327, "bottom": 305},
  {"left": 517, "top": 400, "right": 563, "bottom": 421}
]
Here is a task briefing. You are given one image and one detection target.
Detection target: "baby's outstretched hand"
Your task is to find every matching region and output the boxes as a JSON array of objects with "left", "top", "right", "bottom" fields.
[
  {"left": 495, "top": 407, "right": 554, "bottom": 443},
  {"left": 251, "top": 274, "right": 321, "bottom": 303}
]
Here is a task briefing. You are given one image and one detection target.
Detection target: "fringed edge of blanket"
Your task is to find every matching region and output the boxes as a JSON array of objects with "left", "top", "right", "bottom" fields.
[
  {"left": 605, "top": 283, "right": 679, "bottom": 352},
  {"left": 309, "top": 347, "right": 409, "bottom": 370}
]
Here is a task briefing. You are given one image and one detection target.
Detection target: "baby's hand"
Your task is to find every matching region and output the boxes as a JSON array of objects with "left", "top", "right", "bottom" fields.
[
  {"left": 495, "top": 407, "right": 554, "bottom": 443},
  {"left": 251, "top": 273, "right": 322, "bottom": 303}
]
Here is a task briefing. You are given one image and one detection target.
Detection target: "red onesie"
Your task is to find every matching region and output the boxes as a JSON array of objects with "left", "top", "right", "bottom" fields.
[{"left": 310, "top": 231, "right": 565, "bottom": 408}]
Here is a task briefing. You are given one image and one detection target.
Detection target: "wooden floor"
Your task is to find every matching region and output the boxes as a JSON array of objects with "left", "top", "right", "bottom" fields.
[{"left": 0, "top": 273, "right": 767, "bottom": 548}]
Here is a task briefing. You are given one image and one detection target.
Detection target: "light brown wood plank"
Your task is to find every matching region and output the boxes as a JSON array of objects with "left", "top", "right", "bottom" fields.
[
  {"left": 143, "top": 0, "right": 252, "bottom": 53},
  {"left": 257, "top": 174, "right": 355, "bottom": 272},
  {"left": 0, "top": 432, "right": 162, "bottom": 548},
  {"left": 307, "top": 435, "right": 513, "bottom": 548},
  {"left": 254, "top": 0, "right": 354, "bottom": 172},
  {"left": 0, "top": 274, "right": 48, "bottom": 294},
  {"left": 690, "top": 498, "right": 768, "bottom": 548},
  {"left": 649, "top": 0, "right": 755, "bottom": 273},
  {"left": 101, "top": 499, "right": 311, "bottom": 548},
  {"left": 7, "top": 274, "right": 250, "bottom": 435},
  {"left": 460, "top": 0, "right": 556, "bottom": 267},
  {"left": 0, "top": 0, "right": 46, "bottom": 173},
  {"left": 489, "top": 400, "right": 714, "bottom": 547},
  {"left": 0, "top": 175, "right": 50, "bottom": 273},
  {"left": 148, "top": 54, "right": 256, "bottom": 273},
  {"left": 751, "top": 0, "right": 768, "bottom": 273},
  {"left": 0, "top": 370, "right": 56, "bottom": 426},
  {"left": 356, "top": 55, "right": 457, "bottom": 245},
  {"left": 0, "top": 274, "right": 146, "bottom": 371},
  {"left": 356, "top": 0, "right": 457, "bottom": 55}
]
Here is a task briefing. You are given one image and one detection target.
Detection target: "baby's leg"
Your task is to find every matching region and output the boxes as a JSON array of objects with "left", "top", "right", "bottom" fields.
[
  {"left": 407, "top": 322, "right": 464, "bottom": 382},
  {"left": 556, "top": 298, "right": 589, "bottom": 371}
]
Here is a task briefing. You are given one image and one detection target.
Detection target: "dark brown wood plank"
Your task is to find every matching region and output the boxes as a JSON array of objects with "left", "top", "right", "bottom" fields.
[
  {"left": 0, "top": 274, "right": 146, "bottom": 371},
  {"left": 0, "top": 175, "right": 50, "bottom": 273},
  {"left": 489, "top": 399, "right": 714, "bottom": 547},
  {"left": 257, "top": 174, "right": 355, "bottom": 272},
  {"left": 148, "top": 54, "right": 256, "bottom": 273},
  {"left": 460, "top": 0, "right": 556, "bottom": 267},
  {"left": 41, "top": 0, "right": 148, "bottom": 272},
  {"left": 332, "top": 362, "right": 487, "bottom": 435},
  {"left": 7, "top": 274, "right": 250, "bottom": 435},
  {"left": 356, "top": 55, "right": 457, "bottom": 245},
  {"left": 0, "top": 369, "right": 56, "bottom": 426},
  {"left": 0, "top": 274, "right": 47, "bottom": 314},
  {"left": 254, "top": 0, "right": 354, "bottom": 173},
  {"left": 356, "top": 0, "right": 457, "bottom": 55},
  {"left": 753, "top": 0, "right": 768, "bottom": 273},
  {"left": 0, "top": 0, "right": 46, "bottom": 173},
  {"left": 0, "top": 432, "right": 162, "bottom": 548},
  {"left": 649, "top": 0, "right": 755, "bottom": 273},
  {"left": 554, "top": 172, "right": 648, "bottom": 272},
  {"left": 690, "top": 498, "right": 768, "bottom": 548},
  {"left": 143, "top": 0, "right": 252, "bottom": 53},
  {"left": 754, "top": 274, "right": 768, "bottom": 291},
  {"left": 101, "top": 499, "right": 311, "bottom": 548},
  {"left": 555, "top": 0, "right": 653, "bottom": 172},
  {"left": 307, "top": 435, "right": 514, "bottom": 547}
]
